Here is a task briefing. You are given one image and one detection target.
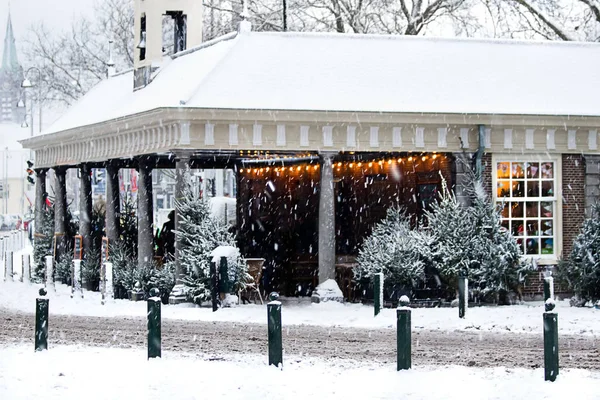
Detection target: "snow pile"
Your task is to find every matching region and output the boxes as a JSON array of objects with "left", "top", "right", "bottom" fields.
[
  {"left": 2, "top": 244, "right": 32, "bottom": 281},
  {"left": 311, "top": 278, "right": 344, "bottom": 303},
  {"left": 221, "top": 293, "right": 239, "bottom": 308},
  {"left": 2, "top": 280, "right": 600, "bottom": 335},
  {"left": 1, "top": 345, "right": 599, "bottom": 400},
  {"left": 210, "top": 245, "right": 239, "bottom": 263}
]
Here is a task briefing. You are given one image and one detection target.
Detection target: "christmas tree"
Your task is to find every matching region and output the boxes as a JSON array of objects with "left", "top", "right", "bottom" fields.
[
  {"left": 54, "top": 204, "right": 78, "bottom": 284},
  {"left": 118, "top": 194, "right": 137, "bottom": 256},
  {"left": 111, "top": 194, "right": 138, "bottom": 298},
  {"left": 32, "top": 204, "right": 54, "bottom": 282},
  {"left": 465, "top": 174, "right": 525, "bottom": 298},
  {"left": 355, "top": 168, "right": 524, "bottom": 301},
  {"left": 174, "top": 172, "right": 249, "bottom": 304},
  {"left": 82, "top": 204, "right": 105, "bottom": 291},
  {"left": 424, "top": 177, "right": 474, "bottom": 289},
  {"left": 559, "top": 202, "right": 600, "bottom": 303},
  {"left": 355, "top": 207, "right": 428, "bottom": 289}
]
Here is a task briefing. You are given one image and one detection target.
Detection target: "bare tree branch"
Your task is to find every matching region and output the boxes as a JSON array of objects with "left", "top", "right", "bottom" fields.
[
  {"left": 578, "top": 0, "right": 600, "bottom": 22},
  {"left": 510, "top": 0, "right": 576, "bottom": 40}
]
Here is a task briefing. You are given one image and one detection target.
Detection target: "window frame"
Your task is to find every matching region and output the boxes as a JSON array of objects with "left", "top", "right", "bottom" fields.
[{"left": 492, "top": 154, "right": 562, "bottom": 261}]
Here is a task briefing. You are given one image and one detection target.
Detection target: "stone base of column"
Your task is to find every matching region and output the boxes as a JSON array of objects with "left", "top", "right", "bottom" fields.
[
  {"left": 311, "top": 279, "right": 344, "bottom": 303},
  {"left": 168, "top": 284, "right": 188, "bottom": 305}
]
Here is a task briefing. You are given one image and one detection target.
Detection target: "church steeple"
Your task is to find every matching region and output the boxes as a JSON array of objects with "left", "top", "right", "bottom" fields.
[
  {"left": 0, "top": 6, "right": 25, "bottom": 125},
  {"left": 1, "top": 10, "right": 20, "bottom": 72}
]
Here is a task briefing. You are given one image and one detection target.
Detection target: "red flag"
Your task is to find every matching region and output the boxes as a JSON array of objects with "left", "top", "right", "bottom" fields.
[{"left": 131, "top": 170, "right": 138, "bottom": 193}]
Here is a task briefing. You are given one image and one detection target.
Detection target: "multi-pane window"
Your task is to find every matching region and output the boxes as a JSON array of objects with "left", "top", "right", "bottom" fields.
[{"left": 496, "top": 161, "right": 556, "bottom": 256}]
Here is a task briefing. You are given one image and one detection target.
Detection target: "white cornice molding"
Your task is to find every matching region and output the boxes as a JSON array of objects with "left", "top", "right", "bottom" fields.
[{"left": 20, "top": 107, "right": 600, "bottom": 151}]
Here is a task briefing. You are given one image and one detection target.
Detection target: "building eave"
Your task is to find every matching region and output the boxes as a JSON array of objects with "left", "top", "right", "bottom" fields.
[{"left": 20, "top": 106, "right": 600, "bottom": 152}]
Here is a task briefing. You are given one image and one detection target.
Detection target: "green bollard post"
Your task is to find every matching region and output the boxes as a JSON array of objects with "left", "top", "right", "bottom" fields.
[
  {"left": 543, "top": 279, "right": 550, "bottom": 302},
  {"left": 267, "top": 292, "right": 283, "bottom": 368},
  {"left": 397, "top": 295, "right": 411, "bottom": 370},
  {"left": 210, "top": 260, "right": 219, "bottom": 312},
  {"left": 374, "top": 272, "right": 383, "bottom": 317},
  {"left": 147, "top": 288, "right": 161, "bottom": 359},
  {"left": 543, "top": 299, "right": 559, "bottom": 382},
  {"left": 543, "top": 275, "right": 554, "bottom": 303},
  {"left": 35, "top": 288, "right": 49, "bottom": 352},
  {"left": 458, "top": 274, "right": 468, "bottom": 319},
  {"left": 219, "top": 256, "right": 230, "bottom": 295}
]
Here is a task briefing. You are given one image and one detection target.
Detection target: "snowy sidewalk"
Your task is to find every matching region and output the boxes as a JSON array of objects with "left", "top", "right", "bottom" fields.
[
  {"left": 1, "top": 280, "right": 600, "bottom": 335},
  {"left": 1, "top": 345, "right": 599, "bottom": 400}
]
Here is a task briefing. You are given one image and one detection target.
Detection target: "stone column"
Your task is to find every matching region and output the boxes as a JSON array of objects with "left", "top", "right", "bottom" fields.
[
  {"left": 169, "top": 153, "right": 191, "bottom": 304},
  {"left": 54, "top": 167, "right": 68, "bottom": 262},
  {"left": 313, "top": 153, "right": 343, "bottom": 303},
  {"left": 584, "top": 154, "right": 600, "bottom": 217},
  {"left": 137, "top": 158, "right": 154, "bottom": 267},
  {"left": 318, "top": 153, "right": 336, "bottom": 283},
  {"left": 215, "top": 169, "right": 224, "bottom": 196},
  {"left": 79, "top": 164, "right": 93, "bottom": 258},
  {"left": 34, "top": 169, "right": 47, "bottom": 237},
  {"left": 105, "top": 162, "right": 120, "bottom": 246}
]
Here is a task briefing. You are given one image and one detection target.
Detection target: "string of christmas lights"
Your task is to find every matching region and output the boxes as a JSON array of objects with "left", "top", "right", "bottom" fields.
[{"left": 239, "top": 153, "right": 447, "bottom": 175}]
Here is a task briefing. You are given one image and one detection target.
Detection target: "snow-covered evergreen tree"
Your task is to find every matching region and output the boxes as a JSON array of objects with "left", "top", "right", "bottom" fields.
[
  {"left": 426, "top": 172, "right": 524, "bottom": 296},
  {"left": 424, "top": 178, "right": 474, "bottom": 289},
  {"left": 173, "top": 173, "right": 249, "bottom": 304},
  {"left": 81, "top": 204, "right": 105, "bottom": 291},
  {"left": 357, "top": 168, "right": 524, "bottom": 300},
  {"left": 111, "top": 194, "right": 138, "bottom": 298},
  {"left": 32, "top": 205, "right": 54, "bottom": 282},
  {"left": 81, "top": 243, "right": 101, "bottom": 291},
  {"left": 467, "top": 176, "right": 524, "bottom": 296},
  {"left": 55, "top": 253, "right": 73, "bottom": 284},
  {"left": 355, "top": 207, "right": 428, "bottom": 288},
  {"left": 111, "top": 237, "right": 137, "bottom": 298},
  {"left": 118, "top": 194, "right": 137, "bottom": 257},
  {"left": 559, "top": 202, "right": 600, "bottom": 303}
]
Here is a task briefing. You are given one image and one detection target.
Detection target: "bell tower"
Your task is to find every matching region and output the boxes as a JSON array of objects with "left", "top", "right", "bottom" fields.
[{"left": 133, "top": 0, "right": 203, "bottom": 89}]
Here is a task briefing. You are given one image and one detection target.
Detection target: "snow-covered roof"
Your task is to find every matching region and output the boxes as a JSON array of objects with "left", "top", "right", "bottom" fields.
[
  {"left": 0, "top": 122, "right": 32, "bottom": 178},
  {"left": 45, "top": 31, "right": 600, "bottom": 135}
]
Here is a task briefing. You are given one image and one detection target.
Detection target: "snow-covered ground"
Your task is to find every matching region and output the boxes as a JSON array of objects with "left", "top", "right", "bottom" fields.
[
  {"left": 2, "top": 279, "right": 599, "bottom": 335},
  {"left": 1, "top": 344, "right": 598, "bottom": 400}
]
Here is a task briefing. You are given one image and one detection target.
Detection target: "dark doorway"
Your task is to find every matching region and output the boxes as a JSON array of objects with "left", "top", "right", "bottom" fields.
[{"left": 237, "top": 153, "right": 453, "bottom": 297}]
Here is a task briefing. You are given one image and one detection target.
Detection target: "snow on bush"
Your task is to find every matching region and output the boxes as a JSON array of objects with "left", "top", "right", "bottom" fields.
[
  {"left": 426, "top": 177, "right": 526, "bottom": 297},
  {"left": 355, "top": 207, "right": 429, "bottom": 288},
  {"left": 558, "top": 202, "right": 600, "bottom": 303},
  {"left": 355, "top": 170, "right": 526, "bottom": 300},
  {"left": 174, "top": 172, "right": 249, "bottom": 304}
]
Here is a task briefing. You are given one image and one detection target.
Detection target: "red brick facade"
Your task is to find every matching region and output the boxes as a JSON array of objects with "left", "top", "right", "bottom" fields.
[
  {"left": 482, "top": 153, "right": 492, "bottom": 199},
  {"left": 562, "top": 154, "right": 586, "bottom": 258}
]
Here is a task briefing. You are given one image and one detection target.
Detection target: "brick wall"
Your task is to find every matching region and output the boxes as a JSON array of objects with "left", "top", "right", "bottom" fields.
[
  {"left": 562, "top": 155, "right": 586, "bottom": 258},
  {"left": 482, "top": 153, "right": 492, "bottom": 199}
]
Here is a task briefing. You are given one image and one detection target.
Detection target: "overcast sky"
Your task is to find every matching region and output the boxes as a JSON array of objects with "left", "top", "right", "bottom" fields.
[{"left": 1, "top": 0, "right": 96, "bottom": 53}]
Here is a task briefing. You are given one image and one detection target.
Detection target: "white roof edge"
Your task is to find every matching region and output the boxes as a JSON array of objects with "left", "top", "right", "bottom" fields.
[
  {"left": 178, "top": 106, "right": 600, "bottom": 119},
  {"left": 251, "top": 30, "right": 600, "bottom": 48},
  {"left": 100, "top": 32, "right": 239, "bottom": 79},
  {"left": 111, "top": 68, "right": 134, "bottom": 78},
  {"left": 172, "top": 31, "right": 239, "bottom": 60},
  {"left": 19, "top": 108, "right": 166, "bottom": 147}
]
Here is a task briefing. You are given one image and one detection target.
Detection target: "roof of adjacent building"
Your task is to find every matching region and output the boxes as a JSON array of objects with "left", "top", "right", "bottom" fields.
[
  {"left": 0, "top": 122, "right": 31, "bottom": 178},
  {"left": 45, "top": 30, "right": 600, "bottom": 135}
]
